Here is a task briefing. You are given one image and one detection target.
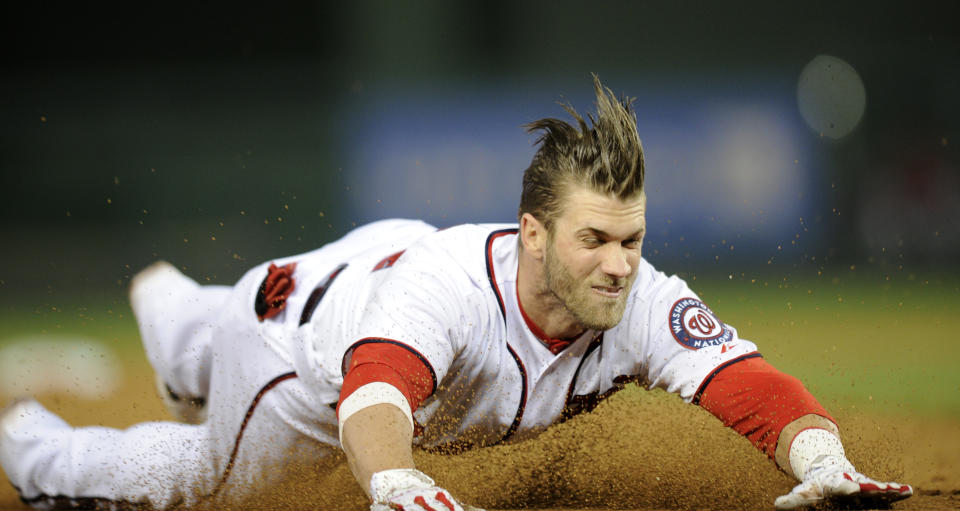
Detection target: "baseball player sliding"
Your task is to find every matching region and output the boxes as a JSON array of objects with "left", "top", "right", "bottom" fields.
[{"left": 0, "top": 76, "right": 911, "bottom": 510}]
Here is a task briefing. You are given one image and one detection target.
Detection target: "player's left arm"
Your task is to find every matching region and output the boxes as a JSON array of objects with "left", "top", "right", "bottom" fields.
[
  {"left": 698, "top": 357, "right": 913, "bottom": 509},
  {"left": 627, "top": 265, "right": 911, "bottom": 508}
]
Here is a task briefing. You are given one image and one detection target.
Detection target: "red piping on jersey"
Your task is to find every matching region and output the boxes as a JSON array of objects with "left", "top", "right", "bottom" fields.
[
  {"left": 501, "top": 343, "right": 528, "bottom": 442},
  {"left": 213, "top": 371, "right": 298, "bottom": 496},
  {"left": 484, "top": 228, "right": 517, "bottom": 320},
  {"left": 483, "top": 228, "right": 527, "bottom": 444},
  {"left": 563, "top": 333, "right": 604, "bottom": 406}
]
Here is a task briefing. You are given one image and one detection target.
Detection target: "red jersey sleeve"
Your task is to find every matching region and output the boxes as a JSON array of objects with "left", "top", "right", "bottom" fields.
[
  {"left": 337, "top": 342, "right": 435, "bottom": 417},
  {"left": 696, "top": 356, "right": 836, "bottom": 458}
]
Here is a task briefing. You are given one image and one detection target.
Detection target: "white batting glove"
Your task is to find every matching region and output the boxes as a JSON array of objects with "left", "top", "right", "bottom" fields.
[
  {"left": 774, "top": 454, "right": 913, "bottom": 509},
  {"left": 369, "top": 468, "right": 483, "bottom": 511}
]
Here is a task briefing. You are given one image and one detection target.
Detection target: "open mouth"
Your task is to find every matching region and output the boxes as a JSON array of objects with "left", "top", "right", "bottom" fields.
[{"left": 591, "top": 286, "right": 623, "bottom": 298}]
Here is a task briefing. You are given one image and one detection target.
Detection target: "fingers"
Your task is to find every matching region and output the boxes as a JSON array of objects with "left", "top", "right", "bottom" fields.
[
  {"left": 368, "top": 468, "right": 468, "bottom": 511},
  {"left": 844, "top": 472, "right": 913, "bottom": 498},
  {"left": 838, "top": 472, "right": 914, "bottom": 501},
  {"left": 774, "top": 473, "right": 914, "bottom": 510},
  {"left": 825, "top": 486, "right": 914, "bottom": 510},
  {"left": 774, "top": 479, "right": 827, "bottom": 510},
  {"left": 774, "top": 489, "right": 816, "bottom": 510}
]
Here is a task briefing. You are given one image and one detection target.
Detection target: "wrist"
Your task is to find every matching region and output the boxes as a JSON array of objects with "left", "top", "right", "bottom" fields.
[{"left": 788, "top": 428, "right": 849, "bottom": 479}]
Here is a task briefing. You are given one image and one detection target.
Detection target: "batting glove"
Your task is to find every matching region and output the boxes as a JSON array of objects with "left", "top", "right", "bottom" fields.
[
  {"left": 774, "top": 454, "right": 913, "bottom": 509},
  {"left": 369, "top": 468, "right": 482, "bottom": 511}
]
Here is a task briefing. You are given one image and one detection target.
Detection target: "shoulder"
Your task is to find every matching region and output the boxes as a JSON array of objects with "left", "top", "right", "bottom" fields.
[
  {"left": 355, "top": 225, "right": 516, "bottom": 353},
  {"left": 397, "top": 223, "right": 518, "bottom": 276},
  {"left": 412, "top": 223, "right": 518, "bottom": 250},
  {"left": 628, "top": 257, "right": 690, "bottom": 305},
  {"left": 614, "top": 258, "right": 696, "bottom": 337}
]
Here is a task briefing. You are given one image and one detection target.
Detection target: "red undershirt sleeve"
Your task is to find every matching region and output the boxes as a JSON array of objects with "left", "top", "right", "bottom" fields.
[
  {"left": 697, "top": 356, "right": 836, "bottom": 458},
  {"left": 337, "top": 342, "right": 435, "bottom": 417}
]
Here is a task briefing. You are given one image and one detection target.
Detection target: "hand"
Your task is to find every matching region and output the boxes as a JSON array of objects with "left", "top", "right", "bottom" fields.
[
  {"left": 369, "top": 468, "right": 482, "bottom": 511},
  {"left": 774, "top": 455, "right": 913, "bottom": 510}
]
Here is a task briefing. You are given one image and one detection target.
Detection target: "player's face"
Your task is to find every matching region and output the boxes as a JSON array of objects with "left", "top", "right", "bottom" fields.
[{"left": 543, "top": 186, "right": 646, "bottom": 331}]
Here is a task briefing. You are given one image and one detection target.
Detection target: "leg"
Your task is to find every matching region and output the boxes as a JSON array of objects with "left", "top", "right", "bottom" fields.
[
  {"left": 1, "top": 316, "right": 339, "bottom": 509},
  {"left": 1, "top": 264, "right": 341, "bottom": 509},
  {"left": 208, "top": 376, "right": 340, "bottom": 504},
  {"left": 1, "top": 398, "right": 211, "bottom": 509},
  {"left": 130, "top": 261, "right": 229, "bottom": 418},
  {"left": 0, "top": 379, "right": 339, "bottom": 510}
]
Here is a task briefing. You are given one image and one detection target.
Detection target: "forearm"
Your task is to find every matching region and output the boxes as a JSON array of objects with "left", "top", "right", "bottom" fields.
[
  {"left": 340, "top": 403, "right": 416, "bottom": 495},
  {"left": 337, "top": 342, "right": 437, "bottom": 495},
  {"left": 697, "top": 356, "right": 835, "bottom": 463},
  {"left": 774, "top": 413, "right": 840, "bottom": 479}
]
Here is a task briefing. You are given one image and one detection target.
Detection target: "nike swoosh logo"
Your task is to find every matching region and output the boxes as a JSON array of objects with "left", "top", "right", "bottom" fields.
[{"left": 721, "top": 343, "right": 737, "bottom": 354}]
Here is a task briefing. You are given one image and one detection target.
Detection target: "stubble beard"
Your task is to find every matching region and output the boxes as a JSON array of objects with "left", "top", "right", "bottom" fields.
[{"left": 543, "top": 240, "right": 634, "bottom": 332}]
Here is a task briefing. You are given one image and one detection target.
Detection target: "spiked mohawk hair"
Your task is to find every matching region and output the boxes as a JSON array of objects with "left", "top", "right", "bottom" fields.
[{"left": 518, "top": 74, "right": 645, "bottom": 231}]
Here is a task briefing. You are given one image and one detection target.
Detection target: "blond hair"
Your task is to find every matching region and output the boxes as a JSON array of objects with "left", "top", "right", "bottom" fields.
[{"left": 518, "top": 74, "right": 645, "bottom": 230}]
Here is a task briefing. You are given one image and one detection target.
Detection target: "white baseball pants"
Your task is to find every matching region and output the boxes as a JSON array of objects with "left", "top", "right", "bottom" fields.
[{"left": 1, "top": 263, "right": 339, "bottom": 509}]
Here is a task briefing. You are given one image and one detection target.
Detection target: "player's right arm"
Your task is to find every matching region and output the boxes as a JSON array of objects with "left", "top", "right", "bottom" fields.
[
  {"left": 340, "top": 402, "right": 415, "bottom": 494},
  {"left": 336, "top": 341, "right": 427, "bottom": 490},
  {"left": 336, "top": 343, "right": 469, "bottom": 511}
]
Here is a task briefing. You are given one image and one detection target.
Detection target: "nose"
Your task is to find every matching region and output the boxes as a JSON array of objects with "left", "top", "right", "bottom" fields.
[{"left": 599, "top": 243, "right": 632, "bottom": 279}]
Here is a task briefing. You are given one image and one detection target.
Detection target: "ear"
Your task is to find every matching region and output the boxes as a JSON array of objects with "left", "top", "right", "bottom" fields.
[{"left": 520, "top": 213, "right": 546, "bottom": 260}]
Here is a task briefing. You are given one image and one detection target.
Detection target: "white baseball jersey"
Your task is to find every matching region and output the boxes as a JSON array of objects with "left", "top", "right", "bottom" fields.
[{"left": 296, "top": 222, "right": 759, "bottom": 450}]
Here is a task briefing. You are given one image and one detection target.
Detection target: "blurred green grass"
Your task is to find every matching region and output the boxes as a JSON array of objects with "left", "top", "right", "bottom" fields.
[
  {"left": 0, "top": 297, "right": 141, "bottom": 356},
  {"left": 1, "top": 269, "right": 957, "bottom": 416},
  {"left": 693, "top": 270, "right": 960, "bottom": 417}
]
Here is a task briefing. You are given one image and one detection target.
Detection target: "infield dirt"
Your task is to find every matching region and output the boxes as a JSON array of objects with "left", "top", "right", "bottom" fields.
[{"left": 1, "top": 357, "right": 957, "bottom": 511}]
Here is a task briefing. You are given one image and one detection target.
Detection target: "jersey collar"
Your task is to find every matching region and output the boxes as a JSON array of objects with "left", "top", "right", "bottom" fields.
[{"left": 514, "top": 280, "right": 581, "bottom": 355}]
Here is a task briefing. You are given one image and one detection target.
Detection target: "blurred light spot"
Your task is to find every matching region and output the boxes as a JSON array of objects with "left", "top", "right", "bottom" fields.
[
  {"left": 0, "top": 338, "right": 121, "bottom": 399},
  {"left": 797, "top": 55, "right": 866, "bottom": 139}
]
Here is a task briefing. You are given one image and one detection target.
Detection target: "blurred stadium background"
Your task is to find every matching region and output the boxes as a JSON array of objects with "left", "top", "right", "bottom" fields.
[{"left": 0, "top": 2, "right": 958, "bottom": 412}]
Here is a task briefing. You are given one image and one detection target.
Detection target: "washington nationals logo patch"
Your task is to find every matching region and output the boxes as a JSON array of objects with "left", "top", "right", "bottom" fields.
[{"left": 670, "top": 298, "right": 733, "bottom": 350}]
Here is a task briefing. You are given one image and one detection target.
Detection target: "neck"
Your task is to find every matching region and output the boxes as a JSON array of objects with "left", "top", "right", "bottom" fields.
[{"left": 516, "top": 248, "right": 585, "bottom": 340}]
